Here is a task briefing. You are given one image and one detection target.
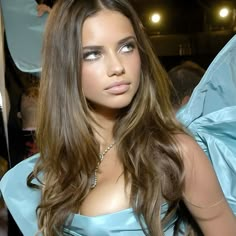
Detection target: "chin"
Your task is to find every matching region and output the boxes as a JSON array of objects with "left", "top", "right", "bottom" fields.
[
  {"left": 110, "top": 97, "right": 135, "bottom": 109},
  {"left": 90, "top": 95, "right": 136, "bottom": 111}
]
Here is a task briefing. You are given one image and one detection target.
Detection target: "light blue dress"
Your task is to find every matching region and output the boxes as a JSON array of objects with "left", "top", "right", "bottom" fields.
[{"left": 0, "top": 154, "right": 178, "bottom": 236}]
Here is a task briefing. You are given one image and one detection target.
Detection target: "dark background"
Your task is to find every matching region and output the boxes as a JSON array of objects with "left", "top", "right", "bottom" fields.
[{"left": 130, "top": 0, "right": 236, "bottom": 70}]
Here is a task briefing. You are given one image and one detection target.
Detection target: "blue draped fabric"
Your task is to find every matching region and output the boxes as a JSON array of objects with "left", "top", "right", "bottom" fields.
[
  {"left": 0, "top": 0, "right": 47, "bottom": 72},
  {"left": 177, "top": 34, "right": 236, "bottom": 214}
]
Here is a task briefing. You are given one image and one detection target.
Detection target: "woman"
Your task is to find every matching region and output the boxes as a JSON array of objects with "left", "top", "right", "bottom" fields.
[{"left": 1, "top": 0, "right": 235, "bottom": 235}]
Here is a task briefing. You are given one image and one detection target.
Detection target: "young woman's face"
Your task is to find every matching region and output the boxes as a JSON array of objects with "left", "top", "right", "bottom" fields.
[{"left": 81, "top": 9, "right": 141, "bottom": 112}]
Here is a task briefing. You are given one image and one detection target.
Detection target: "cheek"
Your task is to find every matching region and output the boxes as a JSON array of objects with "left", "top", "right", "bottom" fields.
[
  {"left": 81, "top": 64, "right": 104, "bottom": 99},
  {"left": 81, "top": 67, "right": 95, "bottom": 97},
  {"left": 130, "top": 52, "right": 141, "bottom": 81}
]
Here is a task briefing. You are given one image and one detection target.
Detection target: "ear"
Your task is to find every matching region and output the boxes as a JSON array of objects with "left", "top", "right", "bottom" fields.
[{"left": 181, "top": 95, "right": 190, "bottom": 106}]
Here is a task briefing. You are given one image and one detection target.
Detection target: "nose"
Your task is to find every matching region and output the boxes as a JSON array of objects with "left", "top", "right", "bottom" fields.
[{"left": 107, "top": 53, "right": 125, "bottom": 77}]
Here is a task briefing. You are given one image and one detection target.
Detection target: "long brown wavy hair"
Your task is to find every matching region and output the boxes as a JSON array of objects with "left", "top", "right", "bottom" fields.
[{"left": 27, "top": 0, "right": 194, "bottom": 235}]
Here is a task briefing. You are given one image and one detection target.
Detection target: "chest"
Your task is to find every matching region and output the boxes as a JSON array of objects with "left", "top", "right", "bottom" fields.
[{"left": 79, "top": 151, "right": 131, "bottom": 216}]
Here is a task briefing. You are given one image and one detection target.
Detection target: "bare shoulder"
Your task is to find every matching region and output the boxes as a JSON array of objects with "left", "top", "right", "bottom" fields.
[
  {"left": 174, "top": 132, "right": 217, "bottom": 179},
  {"left": 173, "top": 133, "right": 222, "bottom": 201},
  {"left": 173, "top": 133, "right": 205, "bottom": 165}
]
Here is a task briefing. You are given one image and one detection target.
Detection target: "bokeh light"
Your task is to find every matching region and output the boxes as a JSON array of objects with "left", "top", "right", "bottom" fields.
[
  {"left": 151, "top": 13, "right": 161, "bottom": 24},
  {"left": 219, "top": 8, "right": 229, "bottom": 18}
]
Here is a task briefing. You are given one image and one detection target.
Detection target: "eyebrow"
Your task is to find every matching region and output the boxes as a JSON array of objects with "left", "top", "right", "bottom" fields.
[
  {"left": 82, "top": 36, "right": 137, "bottom": 51},
  {"left": 117, "top": 36, "right": 136, "bottom": 47}
]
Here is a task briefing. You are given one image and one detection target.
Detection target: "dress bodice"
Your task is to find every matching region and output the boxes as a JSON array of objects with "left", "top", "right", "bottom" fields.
[{"left": 63, "top": 205, "right": 175, "bottom": 236}]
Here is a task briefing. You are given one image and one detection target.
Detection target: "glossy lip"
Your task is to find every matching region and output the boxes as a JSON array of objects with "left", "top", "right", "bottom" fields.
[{"left": 105, "top": 81, "right": 130, "bottom": 95}]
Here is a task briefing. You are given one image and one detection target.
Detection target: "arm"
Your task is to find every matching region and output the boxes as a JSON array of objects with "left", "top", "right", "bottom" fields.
[{"left": 177, "top": 134, "right": 236, "bottom": 236}]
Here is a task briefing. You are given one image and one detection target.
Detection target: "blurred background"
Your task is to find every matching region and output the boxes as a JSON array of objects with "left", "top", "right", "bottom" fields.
[{"left": 131, "top": 0, "right": 236, "bottom": 70}]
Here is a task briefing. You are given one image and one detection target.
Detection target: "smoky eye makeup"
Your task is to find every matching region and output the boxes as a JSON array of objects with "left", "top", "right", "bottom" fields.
[
  {"left": 82, "top": 49, "right": 102, "bottom": 61},
  {"left": 119, "top": 40, "right": 137, "bottom": 53},
  {"left": 82, "top": 36, "right": 138, "bottom": 60}
]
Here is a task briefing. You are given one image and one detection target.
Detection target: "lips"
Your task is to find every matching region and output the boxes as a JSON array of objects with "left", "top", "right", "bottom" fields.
[{"left": 105, "top": 81, "right": 130, "bottom": 95}]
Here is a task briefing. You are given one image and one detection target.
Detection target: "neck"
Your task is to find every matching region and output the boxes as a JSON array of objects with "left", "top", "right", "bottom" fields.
[{"left": 90, "top": 108, "right": 117, "bottom": 147}]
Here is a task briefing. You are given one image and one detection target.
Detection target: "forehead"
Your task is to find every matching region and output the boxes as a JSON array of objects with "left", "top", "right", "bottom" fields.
[{"left": 82, "top": 9, "right": 136, "bottom": 45}]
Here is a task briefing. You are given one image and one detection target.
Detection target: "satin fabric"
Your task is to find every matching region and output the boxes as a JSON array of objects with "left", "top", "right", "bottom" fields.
[
  {"left": 0, "top": 0, "right": 47, "bottom": 72},
  {"left": 177, "top": 34, "right": 236, "bottom": 215},
  {"left": 63, "top": 205, "right": 175, "bottom": 236},
  {"left": 0, "top": 154, "right": 178, "bottom": 236}
]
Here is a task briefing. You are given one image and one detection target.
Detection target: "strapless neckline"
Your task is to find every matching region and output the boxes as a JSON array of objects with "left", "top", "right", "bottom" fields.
[
  {"left": 64, "top": 202, "right": 175, "bottom": 236},
  {"left": 74, "top": 202, "right": 169, "bottom": 218},
  {"left": 74, "top": 207, "right": 133, "bottom": 218}
]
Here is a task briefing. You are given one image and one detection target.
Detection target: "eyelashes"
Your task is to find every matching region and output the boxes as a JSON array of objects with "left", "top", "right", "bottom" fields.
[
  {"left": 119, "top": 41, "right": 136, "bottom": 53},
  {"left": 82, "top": 40, "right": 137, "bottom": 61},
  {"left": 83, "top": 50, "right": 101, "bottom": 61}
]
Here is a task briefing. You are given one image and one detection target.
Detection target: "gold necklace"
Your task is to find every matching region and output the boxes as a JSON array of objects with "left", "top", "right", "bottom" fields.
[{"left": 90, "top": 141, "right": 115, "bottom": 189}]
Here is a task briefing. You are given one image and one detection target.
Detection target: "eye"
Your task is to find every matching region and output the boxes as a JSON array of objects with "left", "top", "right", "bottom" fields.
[
  {"left": 120, "top": 42, "right": 136, "bottom": 53},
  {"left": 83, "top": 50, "right": 101, "bottom": 61}
]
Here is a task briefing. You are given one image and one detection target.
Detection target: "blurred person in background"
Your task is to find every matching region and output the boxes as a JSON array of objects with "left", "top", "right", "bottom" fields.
[
  {"left": 168, "top": 61, "right": 205, "bottom": 112},
  {"left": 17, "top": 85, "right": 39, "bottom": 159}
]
